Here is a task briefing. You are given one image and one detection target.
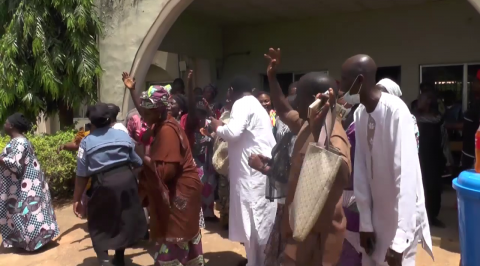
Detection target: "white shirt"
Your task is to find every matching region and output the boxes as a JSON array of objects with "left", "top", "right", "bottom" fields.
[
  {"left": 112, "top": 122, "right": 128, "bottom": 134},
  {"left": 216, "top": 95, "right": 277, "bottom": 245},
  {"left": 354, "top": 93, "right": 433, "bottom": 263}
]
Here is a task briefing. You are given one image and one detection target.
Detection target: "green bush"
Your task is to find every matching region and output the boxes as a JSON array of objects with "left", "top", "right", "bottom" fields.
[{"left": 0, "top": 130, "right": 77, "bottom": 198}]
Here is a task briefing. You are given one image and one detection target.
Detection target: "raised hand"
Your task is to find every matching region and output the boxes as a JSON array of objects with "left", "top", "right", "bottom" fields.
[
  {"left": 122, "top": 72, "right": 136, "bottom": 90},
  {"left": 187, "top": 69, "right": 193, "bottom": 81},
  {"left": 264, "top": 48, "right": 281, "bottom": 78},
  {"left": 186, "top": 70, "right": 194, "bottom": 93},
  {"left": 202, "top": 98, "right": 214, "bottom": 116},
  {"left": 310, "top": 88, "right": 335, "bottom": 142}
]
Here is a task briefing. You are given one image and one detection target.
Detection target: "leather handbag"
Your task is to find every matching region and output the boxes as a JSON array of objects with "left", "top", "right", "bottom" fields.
[
  {"left": 212, "top": 111, "right": 231, "bottom": 176},
  {"left": 212, "top": 140, "right": 229, "bottom": 176},
  {"left": 289, "top": 109, "right": 342, "bottom": 241}
]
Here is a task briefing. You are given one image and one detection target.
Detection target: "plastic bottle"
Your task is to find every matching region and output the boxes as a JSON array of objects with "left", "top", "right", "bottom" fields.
[{"left": 475, "top": 125, "right": 480, "bottom": 173}]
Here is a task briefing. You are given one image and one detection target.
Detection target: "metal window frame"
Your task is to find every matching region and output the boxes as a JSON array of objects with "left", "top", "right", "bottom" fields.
[{"left": 419, "top": 63, "right": 480, "bottom": 111}]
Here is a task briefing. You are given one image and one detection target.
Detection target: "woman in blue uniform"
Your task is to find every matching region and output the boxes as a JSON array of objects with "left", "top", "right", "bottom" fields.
[{"left": 73, "top": 103, "right": 147, "bottom": 266}]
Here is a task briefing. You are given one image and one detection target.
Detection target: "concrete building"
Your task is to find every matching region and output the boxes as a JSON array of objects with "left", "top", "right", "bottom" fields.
[{"left": 38, "top": 0, "right": 480, "bottom": 132}]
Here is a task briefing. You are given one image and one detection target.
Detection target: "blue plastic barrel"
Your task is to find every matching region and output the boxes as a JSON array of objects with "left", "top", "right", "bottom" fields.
[{"left": 452, "top": 170, "right": 480, "bottom": 266}]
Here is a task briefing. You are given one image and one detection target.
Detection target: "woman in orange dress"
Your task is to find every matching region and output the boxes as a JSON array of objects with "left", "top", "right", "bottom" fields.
[{"left": 130, "top": 79, "right": 204, "bottom": 265}]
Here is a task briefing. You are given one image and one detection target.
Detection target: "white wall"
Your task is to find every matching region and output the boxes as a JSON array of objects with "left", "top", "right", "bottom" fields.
[
  {"left": 159, "top": 12, "right": 223, "bottom": 88},
  {"left": 219, "top": 0, "right": 480, "bottom": 104}
]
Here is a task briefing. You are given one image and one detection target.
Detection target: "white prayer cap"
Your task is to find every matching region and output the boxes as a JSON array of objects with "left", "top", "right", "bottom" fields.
[{"left": 377, "top": 78, "right": 402, "bottom": 97}]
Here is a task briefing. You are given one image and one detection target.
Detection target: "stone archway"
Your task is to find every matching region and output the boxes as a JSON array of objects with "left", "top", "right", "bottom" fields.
[
  {"left": 123, "top": 0, "right": 194, "bottom": 115},
  {"left": 470, "top": 0, "right": 480, "bottom": 13},
  {"left": 97, "top": 0, "right": 192, "bottom": 119}
]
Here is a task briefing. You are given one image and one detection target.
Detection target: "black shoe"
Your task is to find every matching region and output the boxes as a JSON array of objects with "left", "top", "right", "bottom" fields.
[
  {"left": 99, "top": 260, "right": 113, "bottom": 266},
  {"left": 237, "top": 259, "right": 248, "bottom": 266},
  {"left": 430, "top": 218, "right": 446, "bottom": 228},
  {"left": 144, "top": 230, "right": 150, "bottom": 240},
  {"left": 112, "top": 254, "right": 126, "bottom": 266},
  {"left": 222, "top": 223, "right": 229, "bottom": 231}
]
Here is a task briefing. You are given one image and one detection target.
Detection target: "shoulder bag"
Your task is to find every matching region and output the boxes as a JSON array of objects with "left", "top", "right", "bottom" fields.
[{"left": 289, "top": 109, "right": 343, "bottom": 241}]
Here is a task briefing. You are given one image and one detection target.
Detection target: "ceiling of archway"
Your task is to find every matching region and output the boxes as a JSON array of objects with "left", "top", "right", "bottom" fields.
[{"left": 186, "top": 0, "right": 443, "bottom": 25}]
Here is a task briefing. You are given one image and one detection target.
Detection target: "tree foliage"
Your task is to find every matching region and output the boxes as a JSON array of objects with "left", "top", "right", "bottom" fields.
[{"left": 0, "top": 0, "right": 102, "bottom": 124}]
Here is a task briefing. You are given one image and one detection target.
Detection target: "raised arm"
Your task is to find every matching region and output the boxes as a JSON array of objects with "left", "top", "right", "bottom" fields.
[
  {"left": 310, "top": 89, "right": 334, "bottom": 143},
  {"left": 265, "top": 48, "right": 293, "bottom": 121},
  {"left": 185, "top": 70, "right": 198, "bottom": 131},
  {"left": 389, "top": 109, "right": 417, "bottom": 255},
  {"left": 122, "top": 72, "right": 143, "bottom": 117}
]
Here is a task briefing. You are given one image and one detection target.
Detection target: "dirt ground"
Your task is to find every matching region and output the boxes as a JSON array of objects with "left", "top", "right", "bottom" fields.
[{"left": 0, "top": 189, "right": 461, "bottom": 266}]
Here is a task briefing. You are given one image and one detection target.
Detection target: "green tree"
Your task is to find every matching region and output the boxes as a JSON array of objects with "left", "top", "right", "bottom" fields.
[{"left": 0, "top": 0, "right": 102, "bottom": 128}]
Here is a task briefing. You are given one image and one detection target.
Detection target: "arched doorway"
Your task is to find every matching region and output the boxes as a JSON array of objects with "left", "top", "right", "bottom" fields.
[{"left": 119, "top": 0, "right": 193, "bottom": 117}]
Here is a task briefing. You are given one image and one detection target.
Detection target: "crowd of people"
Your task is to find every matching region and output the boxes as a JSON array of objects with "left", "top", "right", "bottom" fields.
[{"left": 2, "top": 46, "right": 475, "bottom": 266}]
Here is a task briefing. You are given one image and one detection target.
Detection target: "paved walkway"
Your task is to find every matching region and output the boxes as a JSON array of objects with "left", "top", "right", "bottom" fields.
[{"left": 0, "top": 190, "right": 461, "bottom": 265}]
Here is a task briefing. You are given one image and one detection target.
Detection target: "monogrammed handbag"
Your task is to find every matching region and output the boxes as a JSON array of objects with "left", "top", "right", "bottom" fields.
[{"left": 289, "top": 110, "right": 342, "bottom": 241}]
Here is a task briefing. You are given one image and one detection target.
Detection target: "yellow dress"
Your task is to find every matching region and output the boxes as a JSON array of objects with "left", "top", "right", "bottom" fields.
[{"left": 74, "top": 130, "right": 91, "bottom": 189}]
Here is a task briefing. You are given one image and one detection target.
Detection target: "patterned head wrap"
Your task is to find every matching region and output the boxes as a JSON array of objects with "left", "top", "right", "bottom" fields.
[
  {"left": 140, "top": 85, "right": 170, "bottom": 109},
  {"left": 164, "top": 84, "right": 172, "bottom": 94},
  {"left": 7, "top": 113, "right": 32, "bottom": 133},
  {"left": 203, "top": 83, "right": 218, "bottom": 98}
]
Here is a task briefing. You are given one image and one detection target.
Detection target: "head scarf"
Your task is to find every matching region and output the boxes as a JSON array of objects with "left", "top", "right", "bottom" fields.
[
  {"left": 140, "top": 85, "right": 170, "bottom": 109},
  {"left": 203, "top": 84, "right": 218, "bottom": 98},
  {"left": 164, "top": 84, "right": 172, "bottom": 94},
  {"left": 87, "top": 103, "right": 111, "bottom": 128},
  {"left": 377, "top": 78, "right": 401, "bottom": 97},
  {"left": 7, "top": 113, "right": 31, "bottom": 133}
]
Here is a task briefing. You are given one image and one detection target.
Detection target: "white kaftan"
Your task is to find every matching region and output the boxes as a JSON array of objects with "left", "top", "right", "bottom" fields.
[
  {"left": 216, "top": 95, "right": 277, "bottom": 265},
  {"left": 353, "top": 93, "right": 433, "bottom": 265}
]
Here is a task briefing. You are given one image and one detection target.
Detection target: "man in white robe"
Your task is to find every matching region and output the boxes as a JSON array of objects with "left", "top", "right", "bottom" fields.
[
  {"left": 340, "top": 55, "right": 433, "bottom": 266},
  {"left": 210, "top": 76, "right": 277, "bottom": 266}
]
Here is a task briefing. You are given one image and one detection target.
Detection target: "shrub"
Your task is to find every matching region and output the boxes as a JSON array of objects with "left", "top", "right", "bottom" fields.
[{"left": 0, "top": 130, "right": 77, "bottom": 198}]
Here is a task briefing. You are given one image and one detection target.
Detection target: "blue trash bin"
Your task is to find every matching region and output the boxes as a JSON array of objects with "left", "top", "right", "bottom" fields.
[{"left": 452, "top": 170, "right": 480, "bottom": 266}]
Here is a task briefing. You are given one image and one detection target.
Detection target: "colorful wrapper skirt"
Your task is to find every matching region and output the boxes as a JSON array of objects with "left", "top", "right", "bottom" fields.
[{"left": 153, "top": 232, "right": 204, "bottom": 266}]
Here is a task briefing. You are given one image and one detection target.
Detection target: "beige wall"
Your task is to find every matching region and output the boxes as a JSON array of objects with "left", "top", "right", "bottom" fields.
[
  {"left": 218, "top": 0, "right": 480, "bottom": 104},
  {"left": 141, "top": 51, "right": 180, "bottom": 91},
  {"left": 159, "top": 12, "right": 223, "bottom": 88},
  {"left": 97, "top": 0, "right": 190, "bottom": 120}
]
